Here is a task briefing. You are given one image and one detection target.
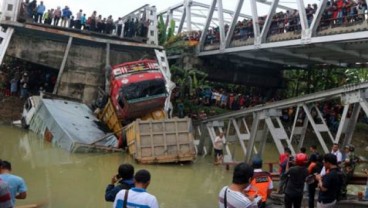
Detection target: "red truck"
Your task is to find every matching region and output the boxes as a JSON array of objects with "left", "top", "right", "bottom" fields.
[{"left": 109, "top": 59, "right": 167, "bottom": 121}]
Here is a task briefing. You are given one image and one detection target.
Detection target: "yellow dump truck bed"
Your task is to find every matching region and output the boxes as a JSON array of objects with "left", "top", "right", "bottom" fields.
[
  {"left": 97, "top": 99, "right": 123, "bottom": 137},
  {"left": 124, "top": 117, "right": 196, "bottom": 164}
]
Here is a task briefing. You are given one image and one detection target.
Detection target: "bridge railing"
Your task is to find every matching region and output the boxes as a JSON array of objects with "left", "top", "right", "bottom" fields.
[{"left": 0, "top": 0, "right": 21, "bottom": 22}]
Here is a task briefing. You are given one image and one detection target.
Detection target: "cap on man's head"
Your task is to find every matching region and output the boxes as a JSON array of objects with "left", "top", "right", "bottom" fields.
[
  {"left": 251, "top": 155, "right": 263, "bottom": 169},
  {"left": 134, "top": 169, "right": 151, "bottom": 184}
]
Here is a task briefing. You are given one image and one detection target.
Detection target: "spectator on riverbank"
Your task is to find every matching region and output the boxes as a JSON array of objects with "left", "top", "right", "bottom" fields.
[
  {"left": 0, "top": 178, "right": 12, "bottom": 208},
  {"left": 307, "top": 153, "right": 323, "bottom": 208},
  {"left": 284, "top": 153, "right": 308, "bottom": 208},
  {"left": 315, "top": 153, "right": 343, "bottom": 207},
  {"left": 218, "top": 162, "right": 260, "bottom": 208},
  {"left": 246, "top": 156, "right": 273, "bottom": 208},
  {"left": 277, "top": 147, "right": 292, "bottom": 194},
  {"left": 19, "top": 73, "right": 29, "bottom": 99},
  {"left": 113, "top": 169, "right": 159, "bottom": 208},
  {"left": 10, "top": 77, "right": 18, "bottom": 96},
  {"left": 105, "top": 163, "right": 135, "bottom": 202},
  {"left": 0, "top": 160, "right": 27, "bottom": 206}
]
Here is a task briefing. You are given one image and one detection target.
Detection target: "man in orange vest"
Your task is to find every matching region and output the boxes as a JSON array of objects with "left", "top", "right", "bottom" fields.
[{"left": 245, "top": 155, "right": 273, "bottom": 208}]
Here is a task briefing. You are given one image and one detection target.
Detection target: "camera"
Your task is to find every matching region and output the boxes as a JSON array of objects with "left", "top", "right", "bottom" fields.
[{"left": 116, "top": 174, "right": 121, "bottom": 179}]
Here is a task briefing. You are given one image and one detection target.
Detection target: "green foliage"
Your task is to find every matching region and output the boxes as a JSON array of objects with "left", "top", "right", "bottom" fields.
[
  {"left": 158, "top": 15, "right": 167, "bottom": 45},
  {"left": 158, "top": 16, "right": 176, "bottom": 46},
  {"left": 171, "top": 65, "right": 208, "bottom": 97},
  {"left": 283, "top": 68, "right": 367, "bottom": 97}
]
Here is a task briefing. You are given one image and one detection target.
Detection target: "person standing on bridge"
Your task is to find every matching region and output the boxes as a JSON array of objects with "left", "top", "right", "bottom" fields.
[
  {"left": 53, "top": 6, "right": 62, "bottom": 26},
  {"left": 75, "top": 9, "right": 83, "bottom": 30},
  {"left": 61, "top": 6, "right": 72, "bottom": 28},
  {"left": 214, "top": 132, "right": 226, "bottom": 165},
  {"left": 35, "top": 1, "right": 46, "bottom": 23}
]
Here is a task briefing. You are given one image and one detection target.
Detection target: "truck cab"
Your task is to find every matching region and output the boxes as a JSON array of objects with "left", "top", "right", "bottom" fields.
[{"left": 110, "top": 59, "right": 167, "bottom": 120}]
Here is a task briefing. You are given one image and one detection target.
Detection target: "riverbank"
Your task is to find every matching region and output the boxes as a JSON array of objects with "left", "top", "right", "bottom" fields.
[{"left": 0, "top": 95, "right": 23, "bottom": 125}]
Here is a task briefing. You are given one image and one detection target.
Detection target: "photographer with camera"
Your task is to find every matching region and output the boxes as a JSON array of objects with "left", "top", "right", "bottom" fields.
[
  {"left": 105, "top": 163, "right": 135, "bottom": 202},
  {"left": 218, "top": 162, "right": 261, "bottom": 208}
]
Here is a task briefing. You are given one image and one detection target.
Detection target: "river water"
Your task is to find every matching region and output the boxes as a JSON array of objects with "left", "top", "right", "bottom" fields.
[
  {"left": 0, "top": 125, "right": 366, "bottom": 208},
  {"left": 0, "top": 125, "right": 235, "bottom": 208}
]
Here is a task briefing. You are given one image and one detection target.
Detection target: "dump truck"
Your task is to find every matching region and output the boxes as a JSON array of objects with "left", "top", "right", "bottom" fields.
[{"left": 96, "top": 50, "right": 196, "bottom": 163}]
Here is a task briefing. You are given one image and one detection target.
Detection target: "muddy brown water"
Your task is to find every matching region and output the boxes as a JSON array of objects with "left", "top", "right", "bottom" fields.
[{"left": 0, "top": 125, "right": 366, "bottom": 208}]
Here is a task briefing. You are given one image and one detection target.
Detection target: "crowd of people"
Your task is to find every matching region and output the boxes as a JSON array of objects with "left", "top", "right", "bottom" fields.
[
  {"left": 205, "top": 0, "right": 368, "bottom": 45},
  {"left": 215, "top": 140, "right": 364, "bottom": 208},
  {"left": 18, "top": 0, "right": 150, "bottom": 38},
  {"left": 0, "top": 59, "right": 56, "bottom": 100}
]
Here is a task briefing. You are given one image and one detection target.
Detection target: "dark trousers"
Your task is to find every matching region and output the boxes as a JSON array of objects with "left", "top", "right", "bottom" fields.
[
  {"left": 284, "top": 194, "right": 303, "bottom": 208},
  {"left": 54, "top": 17, "right": 60, "bottom": 26},
  {"left": 117, "top": 25, "right": 122, "bottom": 37},
  {"left": 35, "top": 13, "right": 43, "bottom": 23},
  {"left": 308, "top": 183, "right": 317, "bottom": 208}
]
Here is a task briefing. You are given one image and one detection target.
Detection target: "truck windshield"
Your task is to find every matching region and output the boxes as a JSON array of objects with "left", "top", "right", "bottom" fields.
[{"left": 120, "top": 79, "right": 166, "bottom": 102}]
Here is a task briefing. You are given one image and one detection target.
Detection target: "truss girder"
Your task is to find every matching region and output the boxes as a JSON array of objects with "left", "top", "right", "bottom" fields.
[{"left": 198, "top": 83, "right": 368, "bottom": 163}]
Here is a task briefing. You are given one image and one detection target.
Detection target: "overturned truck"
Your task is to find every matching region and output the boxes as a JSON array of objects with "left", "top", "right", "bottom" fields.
[{"left": 96, "top": 50, "right": 196, "bottom": 163}]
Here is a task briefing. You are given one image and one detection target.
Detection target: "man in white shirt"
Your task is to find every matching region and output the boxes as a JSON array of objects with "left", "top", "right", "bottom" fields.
[
  {"left": 218, "top": 163, "right": 260, "bottom": 208},
  {"left": 320, "top": 143, "right": 343, "bottom": 176},
  {"left": 214, "top": 132, "right": 226, "bottom": 165},
  {"left": 113, "top": 169, "right": 159, "bottom": 208}
]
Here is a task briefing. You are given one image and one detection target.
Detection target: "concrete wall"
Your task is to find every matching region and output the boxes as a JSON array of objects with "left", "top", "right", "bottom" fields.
[{"left": 6, "top": 33, "right": 155, "bottom": 104}]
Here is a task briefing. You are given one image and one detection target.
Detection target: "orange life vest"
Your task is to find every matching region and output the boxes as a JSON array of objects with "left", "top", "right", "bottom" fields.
[{"left": 247, "top": 171, "right": 272, "bottom": 202}]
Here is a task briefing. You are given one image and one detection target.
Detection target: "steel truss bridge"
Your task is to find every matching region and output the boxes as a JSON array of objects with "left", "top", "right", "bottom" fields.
[
  {"left": 194, "top": 82, "right": 368, "bottom": 162},
  {"left": 159, "top": 0, "right": 368, "bottom": 70}
]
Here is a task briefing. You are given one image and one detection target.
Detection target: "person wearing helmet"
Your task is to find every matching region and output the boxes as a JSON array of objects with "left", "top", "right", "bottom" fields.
[
  {"left": 284, "top": 153, "right": 308, "bottom": 208},
  {"left": 245, "top": 155, "right": 273, "bottom": 208}
]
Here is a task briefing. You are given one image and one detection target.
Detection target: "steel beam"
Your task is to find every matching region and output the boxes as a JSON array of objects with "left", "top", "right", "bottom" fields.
[
  {"left": 121, "top": 4, "right": 149, "bottom": 20},
  {"left": 296, "top": 0, "right": 309, "bottom": 37},
  {"left": 175, "top": 9, "right": 232, "bottom": 24},
  {"left": 0, "top": 27, "right": 14, "bottom": 65},
  {"left": 250, "top": 0, "right": 261, "bottom": 45},
  {"left": 53, "top": 36, "right": 73, "bottom": 94},
  {"left": 342, "top": 103, "right": 360, "bottom": 145},
  {"left": 245, "top": 113, "right": 260, "bottom": 162},
  {"left": 260, "top": 0, "right": 279, "bottom": 43},
  {"left": 192, "top": 1, "right": 252, "bottom": 19},
  {"left": 267, "top": 48, "right": 341, "bottom": 66},
  {"left": 217, "top": 0, "right": 226, "bottom": 50},
  {"left": 302, "top": 104, "right": 329, "bottom": 153},
  {"left": 165, "top": 9, "right": 173, "bottom": 28},
  {"left": 225, "top": 0, "right": 244, "bottom": 48},
  {"left": 310, "top": 0, "right": 328, "bottom": 37},
  {"left": 185, "top": 0, "right": 192, "bottom": 31},
  {"left": 198, "top": 0, "right": 217, "bottom": 51},
  {"left": 177, "top": 6, "right": 187, "bottom": 33},
  {"left": 319, "top": 44, "right": 368, "bottom": 61}
]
